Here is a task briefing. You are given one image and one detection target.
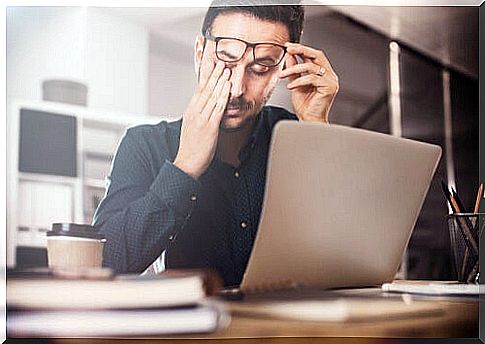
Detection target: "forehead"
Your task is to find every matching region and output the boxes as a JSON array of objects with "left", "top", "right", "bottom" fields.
[{"left": 211, "top": 12, "right": 289, "bottom": 45}]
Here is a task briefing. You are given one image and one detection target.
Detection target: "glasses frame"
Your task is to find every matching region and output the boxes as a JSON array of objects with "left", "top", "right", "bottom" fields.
[{"left": 205, "top": 33, "right": 287, "bottom": 68}]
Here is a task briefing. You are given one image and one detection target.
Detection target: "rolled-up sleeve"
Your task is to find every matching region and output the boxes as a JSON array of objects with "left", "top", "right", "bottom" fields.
[{"left": 93, "top": 127, "right": 200, "bottom": 273}]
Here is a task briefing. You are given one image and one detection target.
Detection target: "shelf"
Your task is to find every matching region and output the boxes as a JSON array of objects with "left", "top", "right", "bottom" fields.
[
  {"left": 84, "top": 178, "right": 107, "bottom": 189},
  {"left": 83, "top": 151, "right": 113, "bottom": 161},
  {"left": 9, "top": 100, "right": 164, "bottom": 267},
  {"left": 18, "top": 172, "right": 79, "bottom": 185}
]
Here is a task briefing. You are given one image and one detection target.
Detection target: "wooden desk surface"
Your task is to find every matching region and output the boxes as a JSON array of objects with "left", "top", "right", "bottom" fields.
[
  {"left": 193, "top": 288, "right": 478, "bottom": 339},
  {"left": 52, "top": 287, "right": 479, "bottom": 342},
  {"left": 221, "top": 298, "right": 477, "bottom": 338}
]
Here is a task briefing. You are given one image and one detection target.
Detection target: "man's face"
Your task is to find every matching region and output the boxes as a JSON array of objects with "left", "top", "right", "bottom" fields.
[{"left": 196, "top": 12, "right": 290, "bottom": 131}]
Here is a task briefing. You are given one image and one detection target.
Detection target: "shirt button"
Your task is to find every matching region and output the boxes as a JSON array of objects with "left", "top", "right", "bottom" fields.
[
  {"left": 234, "top": 171, "right": 240, "bottom": 178},
  {"left": 240, "top": 221, "right": 248, "bottom": 229},
  {"left": 190, "top": 194, "right": 197, "bottom": 201}
]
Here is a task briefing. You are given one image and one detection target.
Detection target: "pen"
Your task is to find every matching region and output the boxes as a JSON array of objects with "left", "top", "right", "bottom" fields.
[{"left": 440, "top": 180, "right": 453, "bottom": 207}]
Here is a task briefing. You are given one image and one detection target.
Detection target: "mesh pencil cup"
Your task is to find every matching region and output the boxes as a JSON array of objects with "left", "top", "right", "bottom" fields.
[{"left": 447, "top": 213, "right": 484, "bottom": 283}]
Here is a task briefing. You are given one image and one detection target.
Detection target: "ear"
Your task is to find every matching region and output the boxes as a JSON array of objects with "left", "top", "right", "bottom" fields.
[{"left": 194, "top": 34, "right": 205, "bottom": 76}]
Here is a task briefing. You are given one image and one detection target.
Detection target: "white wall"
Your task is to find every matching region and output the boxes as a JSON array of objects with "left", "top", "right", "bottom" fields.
[
  {"left": 7, "top": 7, "right": 86, "bottom": 102},
  {"left": 85, "top": 8, "right": 149, "bottom": 115},
  {"left": 148, "top": 33, "right": 196, "bottom": 119},
  {"left": 7, "top": 7, "right": 149, "bottom": 115}
]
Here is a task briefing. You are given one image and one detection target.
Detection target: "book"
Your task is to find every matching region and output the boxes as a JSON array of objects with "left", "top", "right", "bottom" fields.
[
  {"left": 7, "top": 302, "right": 229, "bottom": 337},
  {"left": 7, "top": 272, "right": 213, "bottom": 310},
  {"left": 7, "top": 270, "right": 229, "bottom": 337}
]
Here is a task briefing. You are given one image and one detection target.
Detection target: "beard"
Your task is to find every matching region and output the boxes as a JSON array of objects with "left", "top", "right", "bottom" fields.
[
  {"left": 225, "top": 95, "right": 255, "bottom": 116},
  {"left": 220, "top": 87, "right": 275, "bottom": 132}
]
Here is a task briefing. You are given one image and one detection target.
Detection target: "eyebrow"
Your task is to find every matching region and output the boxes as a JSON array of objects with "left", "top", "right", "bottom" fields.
[{"left": 254, "top": 56, "right": 276, "bottom": 64}]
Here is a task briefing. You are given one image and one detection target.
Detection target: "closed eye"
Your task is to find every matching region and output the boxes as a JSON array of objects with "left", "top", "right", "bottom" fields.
[
  {"left": 248, "top": 64, "right": 271, "bottom": 76},
  {"left": 254, "top": 57, "right": 277, "bottom": 66},
  {"left": 218, "top": 50, "right": 239, "bottom": 61}
]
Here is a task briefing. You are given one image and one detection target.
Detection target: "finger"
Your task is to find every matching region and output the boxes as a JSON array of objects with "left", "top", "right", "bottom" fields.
[
  {"left": 200, "top": 91, "right": 219, "bottom": 120},
  {"left": 197, "top": 62, "right": 226, "bottom": 106},
  {"left": 197, "top": 58, "right": 216, "bottom": 92},
  {"left": 210, "top": 81, "right": 231, "bottom": 125},
  {"left": 196, "top": 65, "right": 229, "bottom": 110},
  {"left": 285, "top": 43, "right": 321, "bottom": 61},
  {"left": 283, "top": 53, "right": 299, "bottom": 82},
  {"left": 198, "top": 59, "right": 223, "bottom": 91},
  {"left": 287, "top": 74, "right": 328, "bottom": 90},
  {"left": 279, "top": 62, "right": 320, "bottom": 79},
  {"left": 285, "top": 43, "right": 334, "bottom": 73},
  {"left": 201, "top": 71, "right": 228, "bottom": 119}
]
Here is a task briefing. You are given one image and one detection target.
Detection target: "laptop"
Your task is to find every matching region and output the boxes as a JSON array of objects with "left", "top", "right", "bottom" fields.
[{"left": 239, "top": 121, "right": 442, "bottom": 293}]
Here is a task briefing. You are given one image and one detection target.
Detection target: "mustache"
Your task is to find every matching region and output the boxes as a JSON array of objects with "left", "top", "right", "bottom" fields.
[{"left": 225, "top": 96, "right": 254, "bottom": 112}]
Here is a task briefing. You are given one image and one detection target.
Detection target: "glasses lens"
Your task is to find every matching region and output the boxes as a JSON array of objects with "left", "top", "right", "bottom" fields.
[
  {"left": 254, "top": 44, "right": 285, "bottom": 67},
  {"left": 216, "top": 38, "right": 247, "bottom": 62}
]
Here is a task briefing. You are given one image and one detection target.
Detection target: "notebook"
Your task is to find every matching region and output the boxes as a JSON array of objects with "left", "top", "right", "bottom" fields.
[
  {"left": 240, "top": 121, "right": 442, "bottom": 292},
  {"left": 7, "top": 302, "right": 228, "bottom": 337},
  {"left": 7, "top": 271, "right": 228, "bottom": 337}
]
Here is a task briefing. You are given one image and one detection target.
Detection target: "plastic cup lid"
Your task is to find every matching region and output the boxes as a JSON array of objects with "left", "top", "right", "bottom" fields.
[{"left": 47, "top": 223, "right": 105, "bottom": 240}]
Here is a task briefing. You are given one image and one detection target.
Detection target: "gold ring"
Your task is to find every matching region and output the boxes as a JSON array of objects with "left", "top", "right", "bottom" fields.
[{"left": 317, "top": 66, "right": 326, "bottom": 77}]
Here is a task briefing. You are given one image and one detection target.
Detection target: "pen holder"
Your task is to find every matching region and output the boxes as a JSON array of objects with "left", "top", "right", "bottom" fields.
[{"left": 447, "top": 213, "right": 484, "bottom": 283}]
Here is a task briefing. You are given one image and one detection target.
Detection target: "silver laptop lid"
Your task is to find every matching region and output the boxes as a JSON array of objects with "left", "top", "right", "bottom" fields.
[{"left": 241, "top": 121, "right": 442, "bottom": 292}]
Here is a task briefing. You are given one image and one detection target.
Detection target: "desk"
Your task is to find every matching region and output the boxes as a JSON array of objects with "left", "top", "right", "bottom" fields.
[{"left": 50, "top": 287, "right": 479, "bottom": 342}]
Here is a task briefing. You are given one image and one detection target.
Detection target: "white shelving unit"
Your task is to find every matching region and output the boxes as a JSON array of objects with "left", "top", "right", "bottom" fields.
[{"left": 7, "top": 99, "right": 163, "bottom": 267}]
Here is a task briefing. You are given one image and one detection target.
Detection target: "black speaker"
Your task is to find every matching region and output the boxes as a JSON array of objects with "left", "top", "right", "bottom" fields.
[{"left": 19, "top": 109, "right": 77, "bottom": 177}]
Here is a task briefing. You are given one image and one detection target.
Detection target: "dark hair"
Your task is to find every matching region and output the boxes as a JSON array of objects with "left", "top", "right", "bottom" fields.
[{"left": 201, "top": 0, "right": 304, "bottom": 43}]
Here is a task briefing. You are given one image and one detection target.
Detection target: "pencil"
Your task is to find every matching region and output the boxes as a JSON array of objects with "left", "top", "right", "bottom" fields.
[
  {"left": 452, "top": 187, "right": 478, "bottom": 242},
  {"left": 440, "top": 181, "right": 478, "bottom": 280},
  {"left": 451, "top": 187, "right": 467, "bottom": 213},
  {"left": 450, "top": 196, "right": 478, "bottom": 256},
  {"left": 468, "top": 183, "right": 483, "bottom": 249},
  {"left": 473, "top": 183, "right": 483, "bottom": 213},
  {"left": 465, "top": 183, "right": 483, "bottom": 283}
]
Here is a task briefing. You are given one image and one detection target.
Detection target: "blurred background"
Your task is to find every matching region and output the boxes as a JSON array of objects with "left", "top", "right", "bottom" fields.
[{"left": 6, "top": 6, "right": 478, "bottom": 280}]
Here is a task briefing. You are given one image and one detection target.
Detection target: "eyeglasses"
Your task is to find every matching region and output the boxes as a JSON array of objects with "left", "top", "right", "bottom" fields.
[{"left": 205, "top": 34, "right": 287, "bottom": 68}]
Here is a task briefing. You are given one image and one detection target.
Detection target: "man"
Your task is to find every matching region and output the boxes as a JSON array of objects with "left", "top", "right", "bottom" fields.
[{"left": 93, "top": 1, "right": 339, "bottom": 286}]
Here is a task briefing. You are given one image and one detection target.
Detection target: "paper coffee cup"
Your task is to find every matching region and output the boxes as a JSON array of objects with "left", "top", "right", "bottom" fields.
[{"left": 47, "top": 223, "right": 106, "bottom": 270}]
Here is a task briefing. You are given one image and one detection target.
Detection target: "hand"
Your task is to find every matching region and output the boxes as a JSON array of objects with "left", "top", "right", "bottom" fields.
[
  {"left": 174, "top": 61, "right": 231, "bottom": 179},
  {"left": 279, "top": 43, "right": 339, "bottom": 123}
]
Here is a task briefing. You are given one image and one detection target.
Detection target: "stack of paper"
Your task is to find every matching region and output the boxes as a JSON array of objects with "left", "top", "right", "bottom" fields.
[{"left": 7, "top": 274, "right": 229, "bottom": 337}]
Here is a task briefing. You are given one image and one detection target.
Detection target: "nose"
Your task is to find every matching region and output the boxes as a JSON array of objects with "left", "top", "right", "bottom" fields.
[{"left": 227, "top": 62, "right": 246, "bottom": 99}]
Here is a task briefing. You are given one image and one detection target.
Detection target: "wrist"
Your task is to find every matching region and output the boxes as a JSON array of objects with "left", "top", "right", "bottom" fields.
[
  {"left": 298, "top": 114, "right": 328, "bottom": 124},
  {"left": 173, "top": 157, "right": 201, "bottom": 180}
]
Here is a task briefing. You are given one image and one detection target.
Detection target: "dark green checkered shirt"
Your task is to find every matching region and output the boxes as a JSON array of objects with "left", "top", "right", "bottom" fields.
[{"left": 93, "top": 106, "right": 297, "bottom": 286}]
